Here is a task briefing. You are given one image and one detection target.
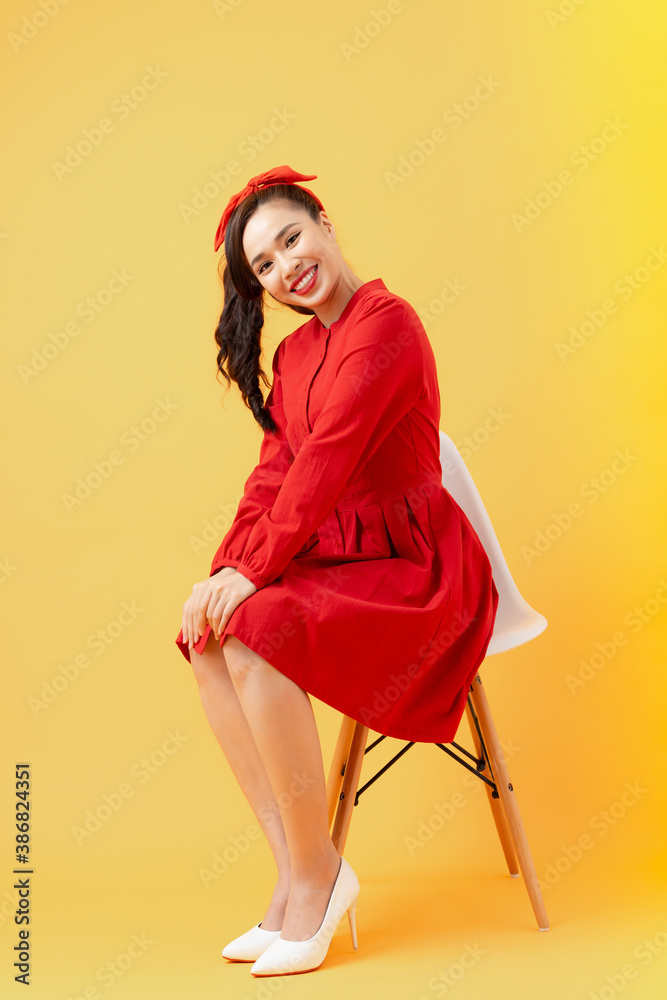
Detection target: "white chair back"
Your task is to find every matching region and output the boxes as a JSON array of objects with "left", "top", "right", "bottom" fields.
[{"left": 439, "top": 431, "right": 547, "bottom": 655}]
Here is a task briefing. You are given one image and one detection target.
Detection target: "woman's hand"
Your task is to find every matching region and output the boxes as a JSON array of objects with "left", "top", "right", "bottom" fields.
[{"left": 181, "top": 567, "right": 257, "bottom": 650}]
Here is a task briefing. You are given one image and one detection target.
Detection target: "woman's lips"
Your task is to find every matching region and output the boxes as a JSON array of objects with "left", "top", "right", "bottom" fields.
[{"left": 291, "top": 264, "right": 318, "bottom": 295}]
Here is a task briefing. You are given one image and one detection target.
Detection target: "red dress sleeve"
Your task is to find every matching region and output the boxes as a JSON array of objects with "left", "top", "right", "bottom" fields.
[
  {"left": 208, "top": 335, "right": 294, "bottom": 576},
  {"left": 229, "top": 297, "right": 426, "bottom": 590}
]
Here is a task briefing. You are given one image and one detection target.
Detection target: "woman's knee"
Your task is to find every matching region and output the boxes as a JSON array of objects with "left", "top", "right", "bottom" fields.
[
  {"left": 190, "top": 631, "right": 230, "bottom": 686},
  {"left": 223, "top": 635, "right": 271, "bottom": 684}
]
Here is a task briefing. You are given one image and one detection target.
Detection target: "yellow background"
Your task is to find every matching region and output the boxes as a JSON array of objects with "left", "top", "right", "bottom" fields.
[{"left": 2, "top": 0, "right": 666, "bottom": 996}]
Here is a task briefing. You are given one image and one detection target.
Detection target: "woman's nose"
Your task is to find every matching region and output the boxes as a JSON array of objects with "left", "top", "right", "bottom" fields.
[{"left": 283, "top": 258, "right": 300, "bottom": 282}]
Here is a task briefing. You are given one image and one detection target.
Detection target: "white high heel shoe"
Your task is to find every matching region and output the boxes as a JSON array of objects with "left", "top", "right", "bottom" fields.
[
  {"left": 250, "top": 856, "right": 360, "bottom": 976},
  {"left": 221, "top": 922, "right": 281, "bottom": 962}
]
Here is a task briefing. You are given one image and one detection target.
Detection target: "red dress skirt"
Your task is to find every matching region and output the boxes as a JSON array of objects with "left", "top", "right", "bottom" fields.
[{"left": 175, "top": 278, "right": 498, "bottom": 744}]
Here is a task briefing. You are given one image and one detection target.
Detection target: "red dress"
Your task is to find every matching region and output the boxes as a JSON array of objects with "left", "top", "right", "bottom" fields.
[{"left": 175, "top": 278, "right": 498, "bottom": 743}]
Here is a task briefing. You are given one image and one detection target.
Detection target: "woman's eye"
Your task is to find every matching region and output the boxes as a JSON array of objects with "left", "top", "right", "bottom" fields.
[{"left": 257, "top": 232, "right": 300, "bottom": 274}]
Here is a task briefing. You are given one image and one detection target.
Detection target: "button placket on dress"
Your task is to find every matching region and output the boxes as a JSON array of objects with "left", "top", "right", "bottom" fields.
[
  {"left": 304, "top": 326, "right": 343, "bottom": 549},
  {"left": 304, "top": 326, "right": 331, "bottom": 435}
]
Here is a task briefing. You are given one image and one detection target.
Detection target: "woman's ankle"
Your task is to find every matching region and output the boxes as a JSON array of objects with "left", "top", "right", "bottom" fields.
[{"left": 259, "top": 875, "right": 290, "bottom": 931}]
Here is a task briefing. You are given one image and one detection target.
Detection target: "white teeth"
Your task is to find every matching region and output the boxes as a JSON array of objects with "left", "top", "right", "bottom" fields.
[{"left": 293, "top": 266, "right": 316, "bottom": 291}]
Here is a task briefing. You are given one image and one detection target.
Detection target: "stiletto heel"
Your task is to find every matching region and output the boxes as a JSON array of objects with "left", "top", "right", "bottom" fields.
[
  {"left": 250, "top": 856, "right": 360, "bottom": 976},
  {"left": 347, "top": 892, "right": 359, "bottom": 950}
]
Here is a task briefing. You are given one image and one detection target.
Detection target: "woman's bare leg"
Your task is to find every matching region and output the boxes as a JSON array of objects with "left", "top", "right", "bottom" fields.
[
  {"left": 223, "top": 634, "right": 342, "bottom": 942},
  {"left": 190, "top": 630, "right": 290, "bottom": 931}
]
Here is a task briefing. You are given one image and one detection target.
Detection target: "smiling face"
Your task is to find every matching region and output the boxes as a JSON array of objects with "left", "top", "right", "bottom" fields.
[{"left": 242, "top": 199, "right": 341, "bottom": 308}]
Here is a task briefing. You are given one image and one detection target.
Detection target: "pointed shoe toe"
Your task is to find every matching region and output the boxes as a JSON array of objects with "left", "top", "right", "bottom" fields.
[
  {"left": 250, "top": 856, "right": 360, "bottom": 977},
  {"left": 221, "top": 922, "right": 282, "bottom": 962}
]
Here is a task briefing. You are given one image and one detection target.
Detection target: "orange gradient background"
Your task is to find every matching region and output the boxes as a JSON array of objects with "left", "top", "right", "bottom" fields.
[{"left": 1, "top": 0, "right": 666, "bottom": 997}]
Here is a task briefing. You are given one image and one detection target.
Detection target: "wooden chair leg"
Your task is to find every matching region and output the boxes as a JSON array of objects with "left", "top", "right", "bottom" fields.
[
  {"left": 326, "top": 715, "right": 357, "bottom": 827},
  {"left": 465, "top": 698, "right": 520, "bottom": 876},
  {"left": 468, "top": 672, "right": 550, "bottom": 931},
  {"left": 330, "top": 723, "right": 369, "bottom": 854}
]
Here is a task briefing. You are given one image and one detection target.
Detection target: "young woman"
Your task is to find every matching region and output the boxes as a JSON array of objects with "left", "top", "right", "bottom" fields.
[{"left": 175, "top": 165, "right": 499, "bottom": 977}]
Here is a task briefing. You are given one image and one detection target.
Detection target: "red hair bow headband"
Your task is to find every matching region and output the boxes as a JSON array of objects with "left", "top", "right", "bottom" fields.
[{"left": 213, "top": 165, "right": 325, "bottom": 251}]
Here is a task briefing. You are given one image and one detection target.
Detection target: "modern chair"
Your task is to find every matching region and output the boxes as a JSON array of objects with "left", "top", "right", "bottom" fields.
[{"left": 325, "top": 431, "right": 550, "bottom": 931}]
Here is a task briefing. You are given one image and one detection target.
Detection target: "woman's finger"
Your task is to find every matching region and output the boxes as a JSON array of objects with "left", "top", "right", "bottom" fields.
[
  {"left": 207, "top": 592, "right": 226, "bottom": 640},
  {"left": 186, "top": 592, "right": 200, "bottom": 650},
  {"left": 191, "top": 598, "right": 203, "bottom": 649},
  {"left": 194, "top": 582, "right": 213, "bottom": 640},
  {"left": 218, "top": 594, "right": 236, "bottom": 636}
]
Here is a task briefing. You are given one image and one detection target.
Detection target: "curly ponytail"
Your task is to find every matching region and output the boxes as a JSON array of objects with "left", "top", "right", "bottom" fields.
[{"left": 213, "top": 184, "right": 324, "bottom": 434}]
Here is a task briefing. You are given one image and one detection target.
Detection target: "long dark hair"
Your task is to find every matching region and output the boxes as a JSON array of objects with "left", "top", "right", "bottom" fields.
[{"left": 214, "top": 184, "right": 324, "bottom": 433}]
